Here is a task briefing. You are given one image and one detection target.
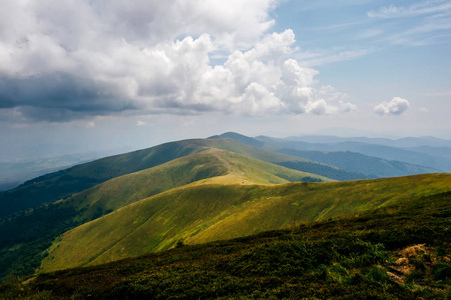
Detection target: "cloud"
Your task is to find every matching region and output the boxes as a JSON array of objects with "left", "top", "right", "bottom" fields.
[
  {"left": 0, "top": 0, "right": 355, "bottom": 122},
  {"left": 366, "top": 1, "right": 451, "bottom": 46},
  {"left": 297, "top": 49, "right": 369, "bottom": 67},
  {"left": 374, "top": 97, "right": 410, "bottom": 116},
  {"left": 368, "top": 1, "right": 451, "bottom": 19},
  {"left": 136, "top": 120, "right": 146, "bottom": 126}
]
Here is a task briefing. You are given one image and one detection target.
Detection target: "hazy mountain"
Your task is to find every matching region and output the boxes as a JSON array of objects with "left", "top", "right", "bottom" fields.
[
  {"left": 0, "top": 151, "right": 119, "bottom": 191},
  {"left": 211, "top": 132, "right": 440, "bottom": 177},
  {"left": 282, "top": 135, "right": 451, "bottom": 148},
  {"left": 254, "top": 136, "right": 451, "bottom": 172}
]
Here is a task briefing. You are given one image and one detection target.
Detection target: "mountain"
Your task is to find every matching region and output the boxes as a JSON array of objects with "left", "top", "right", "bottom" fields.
[
  {"left": 5, "top": 188, "right": 450, "bottom": 299},
  {"left": 39, "top": 173, "right": 450, "bottom": 272},
  {"left": 0, "top": 146, "right": 331, "bottom": 280},
  {"left": 282, "top": 135, "right": 451, "bottom": 148},
  {"left": 254, "top": 135, "right": 451, "bottom": 173},
  {"left": 1, "top": 133, "right": 449, "bottom": 284},
  {"left": 0, "top": 150, "right": 125, "bottom": 192},
  {"left": 0, "top": 138, "right": 349, "bottom": 218},
  {"left": 277, "top": 149, "right": 439, "bottom": 178},
  {"left": 0, "top": 139, "right": 203, "bottom": 218},
  {"left": 63, "top": 147, "right": 331, "bottom": 223},
  {"left": 210, "top": 132, "right": 440, "bottom": 177}
]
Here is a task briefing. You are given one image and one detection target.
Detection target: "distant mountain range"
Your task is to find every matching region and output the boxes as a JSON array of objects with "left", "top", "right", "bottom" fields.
[
  {"left": 209, "top": 132, "right": 444, "bottom": 176},
  {"left": 254, "top": 134, "right": 451, "bottom": 172},
  {"left": 0, "top": 150, "right": 127, "bottom": 191}
]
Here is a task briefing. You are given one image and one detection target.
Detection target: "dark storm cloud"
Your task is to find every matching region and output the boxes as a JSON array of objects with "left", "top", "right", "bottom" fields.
[{"left": 0, "top": 74, "right": 138, "bottom": 121}]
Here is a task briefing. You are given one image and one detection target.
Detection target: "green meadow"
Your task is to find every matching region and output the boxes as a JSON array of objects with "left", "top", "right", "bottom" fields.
[{"left": 40, "top": 173, "right": 450, "bottom": 272}]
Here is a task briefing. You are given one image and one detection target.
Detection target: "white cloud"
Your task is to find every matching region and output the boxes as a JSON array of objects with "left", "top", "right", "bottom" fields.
[
  {"left": 368, "top": 1, "right": 451, "bottom": 19},
  {"left": 136, "top": 120, "right": 146, "bottom": 126},
  {"left": 374, "top": 97, "right": 410, "bottom": 116},
  {"left": 366, "top": 1, "right": 451, "bottom": 47},
  {"left": 0, "top": 0, "right": 355, "bottom": 121},
  {"left": 297, "top": 49, "right": 369, "bottom": 67}
]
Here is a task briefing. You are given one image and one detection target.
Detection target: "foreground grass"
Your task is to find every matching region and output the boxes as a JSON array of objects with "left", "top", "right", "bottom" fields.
[{"left": 2, "top": 191, "right": 450, "bottom": 299}]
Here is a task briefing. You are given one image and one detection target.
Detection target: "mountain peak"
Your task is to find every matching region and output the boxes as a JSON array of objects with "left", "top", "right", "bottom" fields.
[{"left": 208, "top": 132, "right": 264, "bottom": 148}]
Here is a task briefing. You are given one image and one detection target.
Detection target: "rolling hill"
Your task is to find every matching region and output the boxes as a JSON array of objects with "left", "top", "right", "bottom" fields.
[
  {"left": 63, "top": 147, "right": 332, "bottom": 223},
  {"left": 4, "top": 191, "right": 450, "bottom": 299},
  {"left": 0, "top": 147, "right": 331, "bottom": 280},
  {"left": 39, "top": 173, "right": 451, "bottom": 272},
  {"left": 0, "top": 138, "right": 349, "bottom": 218}
]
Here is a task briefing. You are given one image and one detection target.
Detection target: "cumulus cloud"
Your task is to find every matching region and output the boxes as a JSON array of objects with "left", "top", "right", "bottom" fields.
[
  {"left": 374, "top": 97, "right": 410, "bottom": 115},
  {"left": 0, "top": 0, "right": 356, "bottom": 122}
]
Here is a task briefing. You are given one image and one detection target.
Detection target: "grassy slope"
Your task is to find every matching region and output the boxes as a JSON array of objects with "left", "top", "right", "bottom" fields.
[
  {"left": 0, "top": 147, "right": 328, "bottom": 280},
  {"left": 0, "top": 140, "right": 206, "bottom": 217},
  {"left": 65, "top": 147, "right": 331, "bottom": 223},
  {"left": 40, "top": 173, "right": 451, "bottom": 273},
  {"left": 4, "top": 191, "right": 451, "bottom": 299},
  {"left": 0, "top": 138, "right": 329, "bottom": 218}
]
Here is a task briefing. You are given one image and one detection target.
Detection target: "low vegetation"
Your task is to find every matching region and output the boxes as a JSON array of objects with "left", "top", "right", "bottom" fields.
[
  {"left": 39, "top": 173, "right": 450, "bottom": 273},
  {"left": 1, "top": 191, "right": 450, "bottom": 299}
]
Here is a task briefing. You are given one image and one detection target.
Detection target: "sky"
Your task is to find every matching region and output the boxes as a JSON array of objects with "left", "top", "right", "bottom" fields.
[{"left": 1, "top": 0, "right": 450, "bottom": 159}]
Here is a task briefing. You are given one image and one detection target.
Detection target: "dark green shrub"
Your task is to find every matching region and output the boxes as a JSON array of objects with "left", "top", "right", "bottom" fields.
[
  {"left": 405, "top": 270, "right": 425, "bottom": 283},
  {"left": 436, "top": 246, "right": 448, "bottom": 257},
  {"left": 432, "top": 261, "right": 451, "bottom": 281}
]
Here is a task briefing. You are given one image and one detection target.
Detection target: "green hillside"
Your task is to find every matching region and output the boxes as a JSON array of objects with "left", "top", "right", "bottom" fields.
[
  {"left": 0, "top": 139, "right": 204, "bottom": 217},
  {"left": 4, "top": 191, "right": 451, "bottom": 299},
  {"left": 0, "top": 138, "right": 336, "bottom": 218},
  {"left": 0, "top": 148, "right": 329, "bottom": 280},
  {"left": 40, "top": 173, "right": 451, "bottom": 273},
  {"left": 66, "top": 147, "right": 331, "bottom": 223}
]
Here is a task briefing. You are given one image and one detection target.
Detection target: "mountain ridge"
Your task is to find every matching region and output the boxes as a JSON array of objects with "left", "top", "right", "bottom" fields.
[
  {"left": 211, "top": 132, "right": 441, "bottom": 177},
  {"left": 0, "top": 145, "right": 332, "bottom": 280},
  {"left": 0, "top": 137, "right": 347, "bottom": 218}
]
